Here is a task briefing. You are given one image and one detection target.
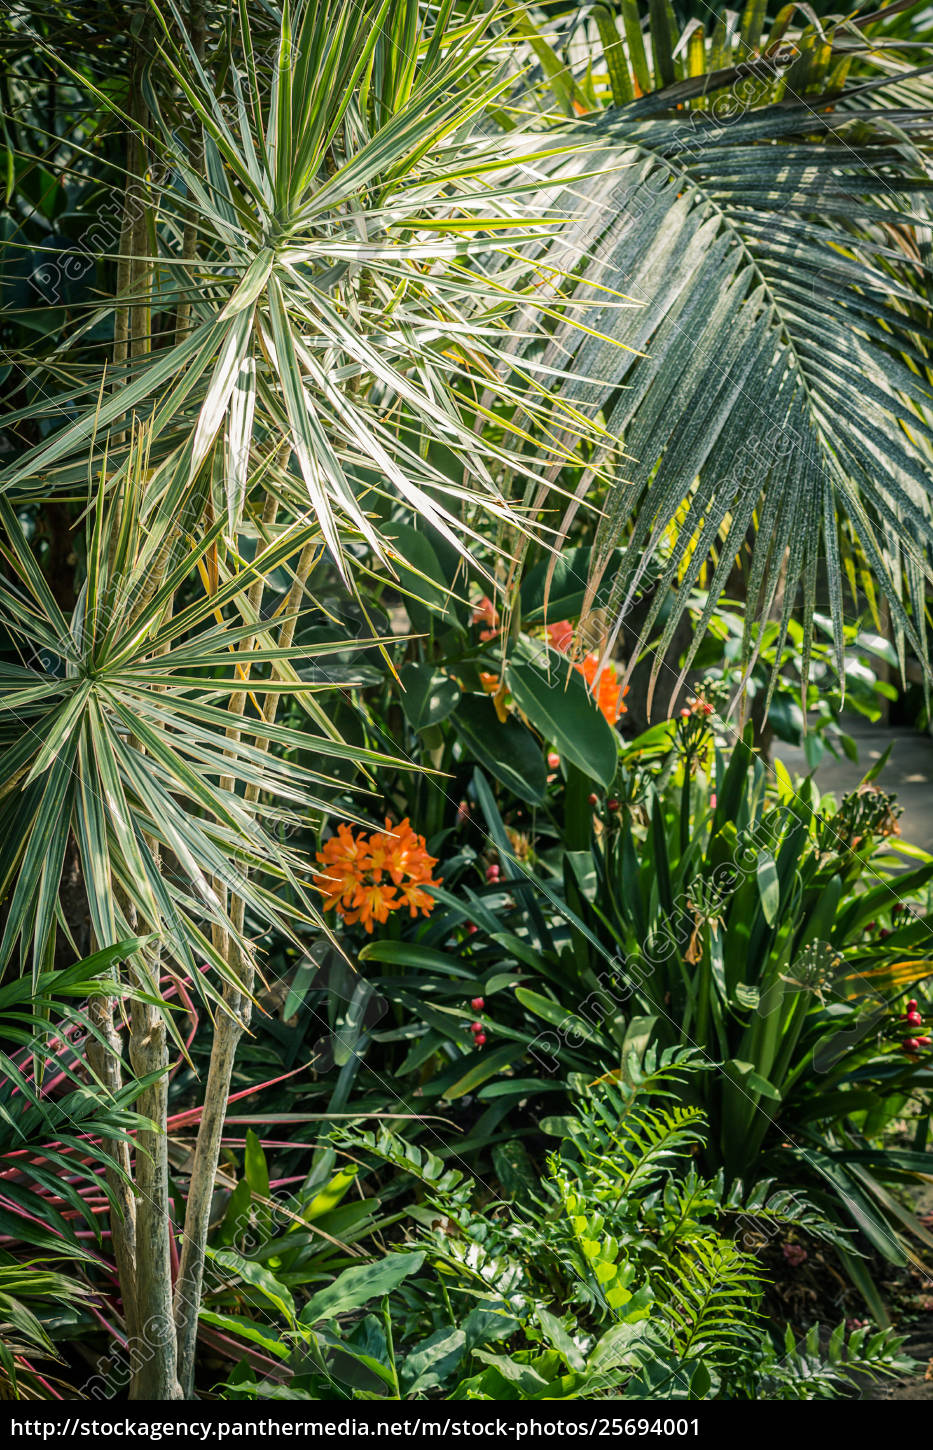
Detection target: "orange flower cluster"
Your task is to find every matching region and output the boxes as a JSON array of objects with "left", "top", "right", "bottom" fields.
[
  {"left": 546, "top": 620, "right": 629, "bottom": 726},
  {"left": 313, "top": 819, "right": 441, "bottom": 933}
]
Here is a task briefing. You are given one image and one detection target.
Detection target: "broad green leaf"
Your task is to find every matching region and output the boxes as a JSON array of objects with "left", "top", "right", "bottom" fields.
[
  {"left": 506, "top": 645, "right": 617, "bottom": 790},
  {"left": 399, "top": 663, "right": 460, "bottom": 730},
  {"left": 299, "top": 1251, "right": 426, "bottom": 1325},
  {"left": 453, "top": 695, "right": 548, "bottom": 805}
]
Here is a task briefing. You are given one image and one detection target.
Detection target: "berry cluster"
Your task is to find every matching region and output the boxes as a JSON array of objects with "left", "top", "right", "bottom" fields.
[
  {"left": 680, "top": 694, "right": 715, "bottom": 720},
  {"left": 467, "top": 997, "right": 487, "bottom": 1048},
  {"left": 899, "top": 998, "right": 930, "bottom": 1056}
]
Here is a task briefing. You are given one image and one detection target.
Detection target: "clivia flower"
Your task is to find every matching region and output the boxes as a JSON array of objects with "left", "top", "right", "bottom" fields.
[
  {"left": 545, "top": 620, "right": 629, "bottom": 726},
  {"left": 471, "top": 595, "right": 500, "bottom": 642},
  {"left": 313, "top": 818, "right": 441, "bottom": 933}
]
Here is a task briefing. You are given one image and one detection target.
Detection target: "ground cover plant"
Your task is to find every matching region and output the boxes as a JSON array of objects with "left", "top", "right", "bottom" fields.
[{"left": 0, "top": 0, "right": 933, "bottom": 1403}]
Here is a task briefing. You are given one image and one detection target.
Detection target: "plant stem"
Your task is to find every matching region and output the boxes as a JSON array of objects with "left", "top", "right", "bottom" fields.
[
  {"left": 86, "top": 995, "right": 138, "bottom": 1346},
  {"left": 175, "top": 500, "right": 320, "bottom": 1397},
  {"left": 128, "top": 956, "right": 182, "bottom": 1398},
  {"left": 174, "top": 0, "right": 206, "bottom": 344}
]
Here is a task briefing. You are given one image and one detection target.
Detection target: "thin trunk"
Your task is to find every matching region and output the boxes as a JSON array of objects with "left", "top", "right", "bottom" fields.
[
  {"left": 174, "top": 514, "right": 316, "bottom": 1399},
  {"left": 128, "top": 960, "right": 182, "bottom": 1398},
  {"left": 87, "top": 996, "right": 138, "bottom": 1347},
  {"left": 95, "top": 28, "right": 154, "bottom": 1368},
  {"left": 174, "top": 0, "right": 206, "bottom": 344},
  {"left": 126, "top": 561, "right": 181, "bottom": 1398},
  {"left": 116, "top": 38, "right": 183, "bottom": 1396}
]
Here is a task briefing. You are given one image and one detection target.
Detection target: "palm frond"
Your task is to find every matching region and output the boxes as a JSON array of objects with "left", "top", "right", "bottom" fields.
[{"left": 538, "top": 93, "right": 933, "bottom": 705}]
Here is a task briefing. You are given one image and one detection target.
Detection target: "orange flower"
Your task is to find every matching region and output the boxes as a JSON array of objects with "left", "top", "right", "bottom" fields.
[
  {"left": 546, "top": 618, "right": 575, "bottom": 653},
  {"left": 471, "top": 595, "right": 500, "bottom": 642},
  {"left": 346, "top": 880, "right": 399, "bottom": 934},
  {"left": 478, "top": 671, "right": 509, "bottom": 723},
  {"left": 579, "top": 655, "right": 629, "bottom": 727},
  {"left": 312, "top": 823, "right": 370, "bottom": 909},
  {"left": 398, "top": 878, "right": 438, "bottom": 918},
  {"left": 313, "top": 818, "right": 441, "bottom": 930},
  {"left": 545, "top": 619, "right": 629, "bottom": 727}
]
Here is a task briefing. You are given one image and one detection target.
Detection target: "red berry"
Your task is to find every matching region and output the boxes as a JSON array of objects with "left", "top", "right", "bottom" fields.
[
  {"left": 588, "top": 792, "right": 599, "bottom": 807},
  {"left": 467, "top": 923, "right": 478, "bottom": 935},
  {"left": 906, "top": 1011, "right": 923, "bottom": 1027},
  {"left": 917, "top": 1036, "right": 931, "bottom": 1046},
  {"left": 470, "top": 997, "right": 485, "bottom": 1010},
  {"left": 903, "top": 1038, "right": 920, "bottom": 1052},
  {"left": 680, "top": 708, "right": 690, "bottom": 718},
  {"left": 867, "top": 922, "right": 877, "bottom": 932},
  {"left": 470, "top": 1021, "right": 483, "bottom": 1033},
  {"left": 607, "top": 798, "right": 620, "bottom": 812},
  {"left": 907, "top": 999, "right": 918, "bottom": 1011},
  {"left": 547, "top": 752, "right": 560, "bottom": 770},
  {"left": 485, "top": 862, "right": 500, "bottom": 881},
  {"left": 879, "top": 927, "right": 891, "bottom": 940},
  {"left": 474, "top": 1033, "right": 487, "bottom": 1047}
]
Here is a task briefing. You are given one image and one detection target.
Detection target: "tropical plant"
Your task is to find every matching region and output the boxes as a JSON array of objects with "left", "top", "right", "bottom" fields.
[
  {"left": 0, "top": 943, "right": 160, "bottom": 1395},
  {"left": 3, "top": 0, "right": 933, "bottom": 1402},
  {"left": 360, "top": 720, "right": 933, "bottom": 1315},
  {"left": 501, "top": 1, "right": 933, "bottom": 705},
  {"left": 216, "top": 1052, "right": 913, "bottom": 1399},
  {"left": 686, "top": 598, "right": 899, "bottom": 765},
  {"left": 0, "top": 0, "right": 631, "bottom": 1398}
]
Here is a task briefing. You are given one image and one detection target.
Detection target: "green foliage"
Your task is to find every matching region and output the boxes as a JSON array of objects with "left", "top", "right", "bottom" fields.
[
  {"left": 359, "top": 723, "right": 933, "bottom": 1294},
  {"left": 510, "top": 1, "right": 933, "bottom": 695},
  {"left": 688, "top": 601, "right": 899, "bottom": 766},
  {"left": 1, "top": 0, "right": 933, "bottom": 1401},
  {"left": 217, "top": 1059, "right": 911, "bottom": 1400}
]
